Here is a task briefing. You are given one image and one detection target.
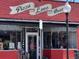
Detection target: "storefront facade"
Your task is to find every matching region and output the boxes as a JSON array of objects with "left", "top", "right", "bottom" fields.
[{"left": 0, "top": 0, "right": 79, "bottom": 59}]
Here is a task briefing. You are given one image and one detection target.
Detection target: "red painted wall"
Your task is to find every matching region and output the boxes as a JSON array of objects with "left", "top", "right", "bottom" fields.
[
  {"left": 51, "top": 50, "right": 63, "bottom": 59},
  {"left": 43, "top": 49, "right": 75, "bottom": 59},
  {"left": 43, "top": 49, "right": 51, "bottom": 59},
  {"left": 77, "top": 27, "right": 79, "bottom": 50},
  {"left": 63, "top": 50, "right": 75, "bottom": 59},
  {"left": 0, "top": 50, "right": 20, "bottom": 59},
  {"left": 0, "top": 0, "right": 79, "bottom": 22}
]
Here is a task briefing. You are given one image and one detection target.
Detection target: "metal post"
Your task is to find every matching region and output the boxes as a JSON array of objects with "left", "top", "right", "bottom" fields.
[
  {"left": 66, "top": 13, "right": 69, "bottom": 59},
  {"left": 40, "top": 29, "right": 43, "bottom": 59},
  {"left": 39, "top": 20, "right": 43, "bottom": 59}
]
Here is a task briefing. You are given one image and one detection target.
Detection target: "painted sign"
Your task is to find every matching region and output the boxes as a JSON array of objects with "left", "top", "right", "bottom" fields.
[
  {"left": 29, "top": 4, "right": 52, "bottom": 15},
  {"left": 10, "top": 2, "right": 70, "bottom": 16},
  {"left": 47, "top": 5, "right": 64, "bottom": 16},
  {"left": 10, "top": 2, "right": 35, "bottom": 14}
]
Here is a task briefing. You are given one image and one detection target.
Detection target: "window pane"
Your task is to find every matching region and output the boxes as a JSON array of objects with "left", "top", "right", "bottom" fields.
[
  {"left": 0, "top": 25, "right": 22, "bottom": 50},
  {"left": 2, "top": 31, "right": 21, "bottom": 50},
  {"left": 68, "top": 32, "right": 77, "bottom": 48},
  {"left": 43, "top": 26, "right": 77, "bottom": 49},
  {"left": 59, "top": 31, "right": 67, "bottom": 48},
  {"left": 52, "top": 32, "right": 59, "bottom": 48},
  {"left": 43, "top": 32, "right": 51, "bottom": 49}
]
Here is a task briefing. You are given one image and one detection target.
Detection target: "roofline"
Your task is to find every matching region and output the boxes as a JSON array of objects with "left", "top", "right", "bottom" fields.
[{"left": 0, "top": 19, "right": 79, "bottom": 25}]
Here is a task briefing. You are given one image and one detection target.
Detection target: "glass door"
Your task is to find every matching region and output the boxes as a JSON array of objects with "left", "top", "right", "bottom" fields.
[{"left": 25, "top": 32, "right": 39, "bottom": 59}]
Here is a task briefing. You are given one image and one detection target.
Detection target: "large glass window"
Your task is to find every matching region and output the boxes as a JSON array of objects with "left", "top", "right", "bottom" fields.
[
  {"left": 43, "top": 26, "right": 77, "bottom": 49},
  {"left": 0, "top": 25, "right": 22, "bottom": 50},
  {"left": 0, "top": 31, "right": 22, "bottom": 50}
]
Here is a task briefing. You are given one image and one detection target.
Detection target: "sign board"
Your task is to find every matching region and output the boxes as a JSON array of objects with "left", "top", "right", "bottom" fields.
[
  {"left": 10, "top": 2, "right": 71, "bottom": 16},
  {"left": 47, "top": 5, "right": 64, "bottom": 16},
  {"left": 10, "top": 2, "right": 35, "bottom": 14},
  {"left": 29, "top": 4, "right": 52, "bottom": 15}
]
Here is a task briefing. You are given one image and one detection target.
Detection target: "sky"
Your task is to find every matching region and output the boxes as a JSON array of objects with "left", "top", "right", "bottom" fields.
[
  {"left": 54, "top": 0, "right": 79, "bottom": 2},
  {"left": 69, "top": 0, "right": 79, "bottom": 2},
  {"left": 75, "top": 0, "right": 79, "bottom": 2}
]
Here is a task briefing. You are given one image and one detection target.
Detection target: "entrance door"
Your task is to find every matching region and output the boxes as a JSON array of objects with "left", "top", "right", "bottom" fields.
[{"left": 25, "top": 32, "right": 39, "bottom": 59}]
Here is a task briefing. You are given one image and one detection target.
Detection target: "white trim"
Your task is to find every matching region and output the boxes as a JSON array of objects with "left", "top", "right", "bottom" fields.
[
  {"left": 25, "top": 32, "right": 39, "bottom": 59},
  {"left": 44, "top": 49, "right": 78, "bottom": 50},
  {"left": 0, "top": 19, "right": 79, "bottom": 25},
  {"left": 0, "top": 50, "right": 18, "bottom": 51}
]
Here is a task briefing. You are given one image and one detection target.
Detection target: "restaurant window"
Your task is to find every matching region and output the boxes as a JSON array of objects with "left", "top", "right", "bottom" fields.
[
  {"left": 0, "top": 31, "right": 22, "bottom": 50},
  {"left": 43, "top": 31, "right": 77, "bottom": 49},
  {"left": 0, "top": 25, "right": 22, "bottom": 50}
]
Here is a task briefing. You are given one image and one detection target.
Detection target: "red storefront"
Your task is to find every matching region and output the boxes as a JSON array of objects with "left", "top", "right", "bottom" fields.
[{"left": 0, "top": 0, "right": 79, "bottom": 59}]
